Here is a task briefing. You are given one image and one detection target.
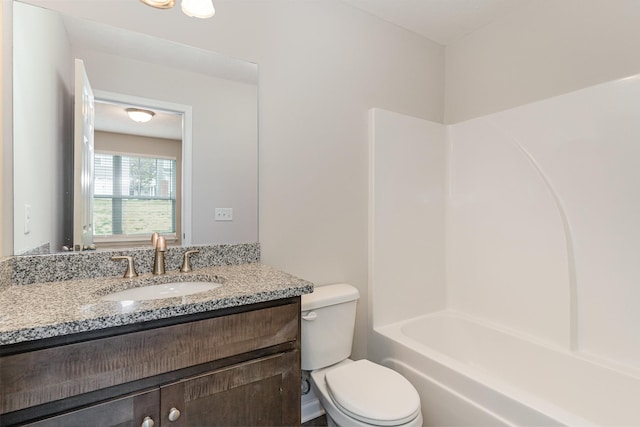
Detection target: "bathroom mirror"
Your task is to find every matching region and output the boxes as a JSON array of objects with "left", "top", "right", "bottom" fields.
[{"left": 12, "top": 1, "right": 258, "bottom": 255}]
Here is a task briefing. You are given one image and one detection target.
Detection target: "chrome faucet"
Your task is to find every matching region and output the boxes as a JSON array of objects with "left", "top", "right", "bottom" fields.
[{"left": 152, "top": 233, "right": 167, "bottom": 275}]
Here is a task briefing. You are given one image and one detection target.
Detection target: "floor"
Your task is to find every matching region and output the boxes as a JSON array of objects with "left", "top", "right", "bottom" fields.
[{"left": 302, "top": 415, "right": 327, "bottom": 426}]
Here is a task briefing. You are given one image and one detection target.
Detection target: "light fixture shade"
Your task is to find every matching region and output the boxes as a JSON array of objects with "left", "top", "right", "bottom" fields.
[
  {"left": 181, "top": 0, "right": 215, "bottom": 18},
  {"left": 126, "top": 108, "right": 155, "bottom": 123},
  {"left": 139, "top": 0, "right": 176, "bottom": 9}
]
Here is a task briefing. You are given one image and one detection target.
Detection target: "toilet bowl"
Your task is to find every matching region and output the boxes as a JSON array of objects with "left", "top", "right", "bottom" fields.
[
  {"left": 301, "top": 284, "right": 423, "bottom": 427},
  {"left": 310, "top": 359, "right": 423, "bottom": 427}
]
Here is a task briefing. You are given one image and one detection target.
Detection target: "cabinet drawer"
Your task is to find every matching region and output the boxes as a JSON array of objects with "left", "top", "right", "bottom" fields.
[
  {"left": 1, "top": 302, "right": 299, "bottom": 414},
  {"left": 23, "top": 389, "right": 159, "bottom": 427}
]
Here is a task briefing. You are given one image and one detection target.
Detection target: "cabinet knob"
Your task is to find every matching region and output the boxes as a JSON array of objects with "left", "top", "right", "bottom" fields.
[
  {"left": 141, "top": 416, "right": 155, "bottom": 427},
  {"left": 168, "top": 407, "right": 181, "bottom": 422}
]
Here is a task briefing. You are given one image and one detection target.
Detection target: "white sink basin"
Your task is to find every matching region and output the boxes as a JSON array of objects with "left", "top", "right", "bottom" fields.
[{"left": 101, "top": 281, "right": 221, "bottom": 301}]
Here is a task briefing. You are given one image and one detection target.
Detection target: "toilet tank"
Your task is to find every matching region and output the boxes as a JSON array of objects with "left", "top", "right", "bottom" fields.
[{"left": 301, "top": 283, "right": 360, "bottom": 371}]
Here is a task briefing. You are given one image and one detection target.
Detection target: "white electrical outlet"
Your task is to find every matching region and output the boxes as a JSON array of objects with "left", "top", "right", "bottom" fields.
[{"left": 215, "top": 208, "right": 233, "bottom": 221}]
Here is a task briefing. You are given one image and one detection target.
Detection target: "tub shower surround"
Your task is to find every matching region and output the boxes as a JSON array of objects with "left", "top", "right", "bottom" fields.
[
  {"left": 369, "top": 73, "right": 640, "bottom": 426},
  {"left": 11, "top": 242, "right": 260, "bottom": 285}
]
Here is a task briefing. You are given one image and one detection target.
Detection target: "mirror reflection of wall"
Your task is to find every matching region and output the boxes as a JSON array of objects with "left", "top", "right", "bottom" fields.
[
  {"left": 13, "top": 1, "right": 72, "bottom": 255},
  {"left": 12, "top": 1, "right": 258, "bottom": 255}
]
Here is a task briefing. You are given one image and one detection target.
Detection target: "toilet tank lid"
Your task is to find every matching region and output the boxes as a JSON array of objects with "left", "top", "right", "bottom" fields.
[{"left": 302, "top": 283, "right": 360, "bottom": 311}]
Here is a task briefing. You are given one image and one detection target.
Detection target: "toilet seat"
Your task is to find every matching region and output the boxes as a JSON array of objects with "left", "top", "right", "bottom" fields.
[{"left": 324, "top": 360, "right": 421, "bottom": 426}]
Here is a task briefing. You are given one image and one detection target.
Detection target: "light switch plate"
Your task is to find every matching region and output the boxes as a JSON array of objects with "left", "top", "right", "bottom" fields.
[{"left": 215, "top": 208, "right": 233, "bottom": 221}]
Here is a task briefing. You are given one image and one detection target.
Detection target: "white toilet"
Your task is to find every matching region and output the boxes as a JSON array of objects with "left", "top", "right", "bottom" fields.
[{"left": 301, "top": 284, "right": 423, "bottom": 427}]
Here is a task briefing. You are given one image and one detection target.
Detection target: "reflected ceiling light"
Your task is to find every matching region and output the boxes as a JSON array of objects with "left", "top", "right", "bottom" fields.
[
  {"left": 139, "top": 0, "right": 176, "bottom": 9},
  {"left": 139, "top": 0, "right": 215, "bottom": 19},
  {"left": 126, "top": 108, "right": 156, "bottom": 123},
  {"left": 181, "top": 0, "right": 215, "bottom": 18}
]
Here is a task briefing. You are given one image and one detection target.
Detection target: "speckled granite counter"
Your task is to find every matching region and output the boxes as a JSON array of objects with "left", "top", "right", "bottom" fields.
[
  {"left": 0, "top": 263, "right": 313, "bottom": 346},
  {"left": 0, "top": 257, "right": 12, "bottom": 289}
]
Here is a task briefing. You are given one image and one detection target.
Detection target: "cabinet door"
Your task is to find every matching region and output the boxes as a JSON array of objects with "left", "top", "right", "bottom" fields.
[
  {"left": 24, "top": 389, "right": 159, "bottom": 427},
  {"left": 160, "top": 351, "right": 300, "bottom": 427}
]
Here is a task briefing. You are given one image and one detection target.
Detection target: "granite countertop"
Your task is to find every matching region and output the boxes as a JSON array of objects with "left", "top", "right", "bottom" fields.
[{"left": 0, "top": 263, "right": 313, "bottom": 346}]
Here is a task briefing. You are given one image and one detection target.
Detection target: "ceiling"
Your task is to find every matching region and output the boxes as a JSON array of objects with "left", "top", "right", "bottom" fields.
[
  {"left": 94, "top": 101, "right": 183, "bottom": 140},
  {"left": 340, "top": 0, "right": 521, "bottom": 45}
]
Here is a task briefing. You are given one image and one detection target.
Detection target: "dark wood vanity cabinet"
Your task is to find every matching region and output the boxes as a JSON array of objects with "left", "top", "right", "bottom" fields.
[
  {"left": 1, "top": 298, "right": 302, "bottom": 427},
  {"left": 160, "top": 351, "right": 299, "bottom": 427}
]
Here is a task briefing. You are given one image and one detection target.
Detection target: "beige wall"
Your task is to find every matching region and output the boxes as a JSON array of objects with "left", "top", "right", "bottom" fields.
[{"left": 445, "top": 0, "right": 640, "bottom": 123}]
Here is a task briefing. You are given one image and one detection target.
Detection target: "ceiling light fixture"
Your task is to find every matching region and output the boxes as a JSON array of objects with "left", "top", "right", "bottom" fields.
[
  {"left": 182, "top": 0, "right": 215, "bottom": 18},
  {"left": 139, "top": 0, "right": 215, "bottom": 19},
  {"left": 126, "top": 108, "right": 156, "bottom": 123}
]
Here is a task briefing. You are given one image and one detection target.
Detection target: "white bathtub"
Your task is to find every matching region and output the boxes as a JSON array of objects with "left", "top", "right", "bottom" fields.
[{"left": 372, "top": 311, "right": 640, "bottom": 426}]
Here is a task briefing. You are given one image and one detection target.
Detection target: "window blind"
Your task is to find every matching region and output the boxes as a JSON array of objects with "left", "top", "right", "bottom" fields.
[{"left": 94, "top": 153, "right": 177, "bottom": 237}]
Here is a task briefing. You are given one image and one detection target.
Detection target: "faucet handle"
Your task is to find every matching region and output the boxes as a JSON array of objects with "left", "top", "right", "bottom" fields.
[
  {"left": 112, "top": 256, "right": 138, "bottom": 278},
  {"left": 180, "top": 250, "right": 200, "bottom": 273}
]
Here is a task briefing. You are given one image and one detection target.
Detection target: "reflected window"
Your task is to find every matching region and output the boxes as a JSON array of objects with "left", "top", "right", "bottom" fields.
[{"left": 94, "top": 153, "right": 177, "bottom": 238}]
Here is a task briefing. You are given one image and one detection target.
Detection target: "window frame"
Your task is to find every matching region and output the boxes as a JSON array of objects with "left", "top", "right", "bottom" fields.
[{"left": 93, "top": 151, "right": 179, "bottom": 246}]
